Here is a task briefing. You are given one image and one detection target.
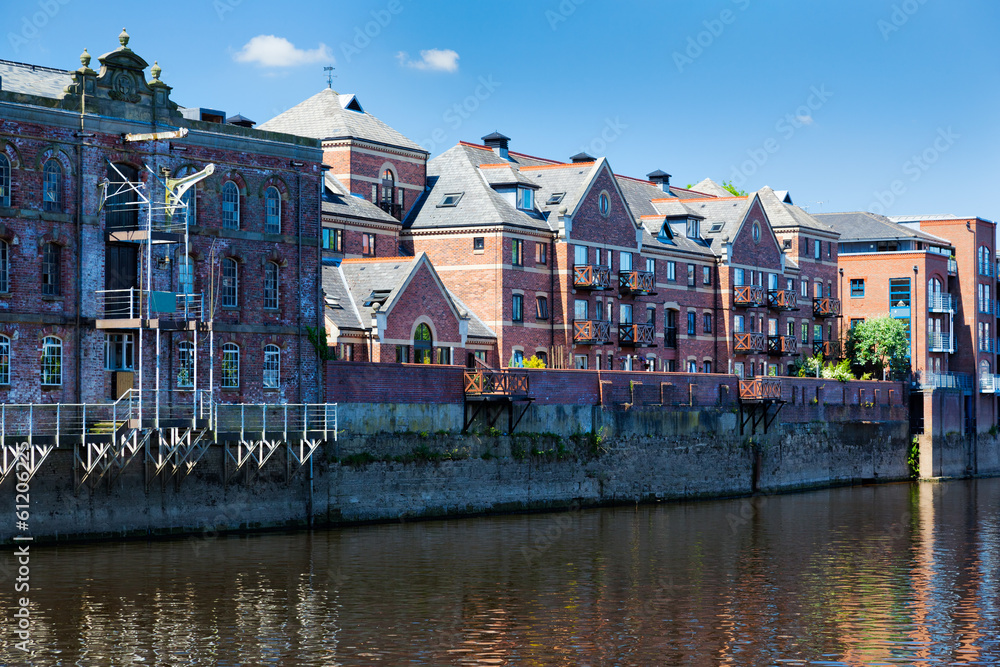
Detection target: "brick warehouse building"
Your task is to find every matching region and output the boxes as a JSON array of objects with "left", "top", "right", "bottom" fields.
[{"left": 0, "top": 31, "right": 325, "bottom": 406}]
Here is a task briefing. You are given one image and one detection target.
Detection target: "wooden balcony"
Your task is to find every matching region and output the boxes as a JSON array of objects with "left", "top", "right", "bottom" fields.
[
  {"left": 767, "top": 335, "right": 798, "bottom": 356},
  {"left": 739, "top": 377, "right": 782, "bottom": 402},
  {"left": 733, "top": 332, "right": 766, "bottom": 354},
  {"left": 812, "top": 340, "right": 841, "bottom": 360},
  {"left": 573, "top": 319, "right": 612, "bottom": 344},
  {"left": 813, "top": 297, "right": 841, "bottom": 318},
  {"left": 464, "top": 370, "right": 529, "bottom": 397},
  {"left": 618, "top": 322, "right": 656, "bottom": 347},
  {"left": 767, "top": 288, "right": 798, "bottom": 311},
  {"left": 733, "top": 285, "right": 765, "bottom": 307},
  {"left": 619, "top": 270, "right": 656, "bottom": 295},
  {"left": 573, "top": 264, "right": 613, "bottom": 290}
]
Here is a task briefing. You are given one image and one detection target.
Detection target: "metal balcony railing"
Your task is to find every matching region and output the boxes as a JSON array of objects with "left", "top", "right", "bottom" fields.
[
  {"left": 813, "top": 297, "right": 841, "bottom": 318},
  {"left": 920, "top": 371, "right": 972, "bottom": 391},
  {"left": 618, "top": 322, "right": 656, "bottom": 347},
  {"left": 979, "top": 299, "right": 994, "bottom": 315},
  {"left": 619, "top": 270, "right": 656, "bottom": 294},
  {"left": 767, "top": 288, "right": 798, "bottom": 311},
  {"left": 573, "top": 319, "right": 612, "bottom": 344},
  {"left": 97, "top": 289, "right": 204, "bottom": 322},
  {"left": 928, "top": 332, "right": 952, "bottom": 353},
  {"left": 212, "top": 403, "right": 338, "bottom": 440},
  {"left": 948, "top": 258, "right": 958, "bottom": 275},
  {"left": 464, "top": 370, "right": 529, "bottom": 397},
  {"left": 927, "top": 293, "right": 954, "bottom": 313},
  {"left": 767, "top": 335, "right": 798, "bottom": 356},
  {"left": 733, "top": 285, "right": 765, "bottom": 307},
  {"left": 734, "top": 332, "right": 766, "bottom": 354},
  {"left": 377, "top": 200, "right": 403, "bottom": 220},
  {"left": 573, "top": 264, "right": 613, "bottom": 290},
  {"left": 980, "top": 374, "right": 1000, "bottom": 393},
  {"left": 812, "top": 340, "right": 841, "bottom": 360},
  {"left": 739, "top": 377, "right": 781, "bottom": 401}
]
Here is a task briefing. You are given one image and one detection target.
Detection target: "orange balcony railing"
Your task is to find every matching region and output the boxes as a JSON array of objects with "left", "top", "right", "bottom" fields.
[
  {"left": 767, "top": 288, "right": 797, "bottom": 311},
  {"left": 812, "top": 340, "right": 841, "bottom": 359},
  {"left": 733, "top": 332, "right": 766, "bottom": 354},
  {"left": 733, "top": 285, "right": 765, "bottom": 307},
  {"left": 813, "top": 297, "right": 841, "bottom": 318},
  {"left": 573, "top": 319, "right": 612, "bottom": 344},
  {"left": 739, "top": 377, "right": 782, "bottom": 401},
  {"left": 767, "top": 335, "right": 798, "bottom": 356},
  {"left": 464, "top": 370, "right": 529, "bottom": 397},
  {"left": 618, "top": 270, "right": 656, "bottom": 295},
  {"left": 573, "top": 264, "right": 612, "bottom": 290},
  {"left": 618, "top": 322, "right": 656, "bottom": 347}
]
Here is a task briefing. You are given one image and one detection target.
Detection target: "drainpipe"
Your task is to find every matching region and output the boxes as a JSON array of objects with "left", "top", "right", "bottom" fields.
[
  {"left": 296, "top": 167, "right": 303, "bottom": 403},
  {"left": 73, "top": 80, "right": 88, "bottom": 403},
  {"left": 549, "top": 234, "right": 555, "bottom": 363}
]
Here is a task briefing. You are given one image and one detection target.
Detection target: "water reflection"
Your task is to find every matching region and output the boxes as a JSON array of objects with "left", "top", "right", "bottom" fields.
[{"left": 1, "top": 479, "right": 999, "bottom": 665}]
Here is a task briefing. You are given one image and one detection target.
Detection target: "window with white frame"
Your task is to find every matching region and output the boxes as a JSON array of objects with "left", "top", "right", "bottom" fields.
[
  {"left": 222, "top": 180, "right": 240, "bottom": 229},
  {"left": 263, "top": 344, "right": 280, "bottom": 389},
  {"left": 620, "top": 252, "right": 632, "bottom": 272},
  {"left": 179, "top": 256, "right": 194, "bottom": 296},
  {"left": 516, "top": 187, "right": 534, "bottom": 210},
  {"left": 574, "top": 245, "right": 588, "bottom": 266},
  {"left": 800, "top": 277, "right": 809, "bottom": 297},
  {"left": 645, "top": 257, "right": 655, "bottom": 275},
  {"left": 221, "top": 258, "right": 238, "bottom": 307},
  {"left": 0, "top": 335, "right": 9, "bottom": 385},
  {"left": 221, "top": 343, "right": 239, "bottom": 388},
  {"left": 42, "top": 242, "right": 60, "bottom": 296},
  {"left": 733, "top": 267, "right": 745, "bottom": 286},
  {"left": 41, "top": 336, "right": 61, "bottom": 385},
  {"left": 686, "top": 218, "right": 700, "bottom": 239},
  {"left": 178, "top": 341, "right": 194, "bottom": 388},
  {"left": 104, "top": 333, "right": 134, "bottom": 371},
  {"left": 0, "top": 154, "right": 9, "bottom": 207},
  {"left": 667, "top": 261, "right": 676, "bottom": 281},
  {"left": 264, "top": 186, "right": 281, "bottom": 234},
  {"left": 264, "top": 261, "right": 279, "bottom": 310},
  {"left": 43, "top": 159, "right": 62, "bottom": 212}
]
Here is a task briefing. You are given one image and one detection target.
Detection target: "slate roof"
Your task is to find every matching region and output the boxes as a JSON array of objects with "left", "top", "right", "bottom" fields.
[
  {"left": 812, "top": 211, "right": 950, "bottom": 244},
  {"left": 0, "top": 59, "right": 73, "bottom": 98},
  {"left": 322, "top": 264, "right": 364, "bottom": 331},
  {"left": 258, "top": 89, "right": 426, "bottom": 153},
  {"left": 479, "top": 163, "right": 537, "bottom": 187},
  {"left": 689, "top": 178, "right": 734, "bottom": 198},
  {"left": 614, "top": 176, "right": 714, "bottom": 258},
  {"left": 755, "top": 186, "right": 835, "bottom": 234},
  {"left": 322, "top": 174, "right": 399, "bottom": 224},
  {"left": 521, "top": 161, "right": 602, "bottom": 222}
]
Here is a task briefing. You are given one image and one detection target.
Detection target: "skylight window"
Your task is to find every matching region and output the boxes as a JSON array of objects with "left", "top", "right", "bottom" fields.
[
  {"left": 363, "top": 289, "right": 393, "bottom": 307},
  {"left": 709, "top": 222, "right": 724, "bottom": 233},
  {"left": 546, "top": 192, "right": 566, "bottom": 205},
  {"left": 437, "top": 193, "right": 464, "bottom": 207}
]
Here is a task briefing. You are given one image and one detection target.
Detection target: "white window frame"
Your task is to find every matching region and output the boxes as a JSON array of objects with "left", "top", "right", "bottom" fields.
[
  {"left": 178, "top": 341, "right": 194, "bottom": 388},
  {"left": 0, "top": 334, "right": 9, "bottom": 385},
  {"left": 263, "top": 344, "right": 280, "bottom": 389},
  {"left": 221, "top": 258, "right": 238, "bottom": 308},
  {"left": 41, "top": 336, "right": 62, "bottom": 386},
  {"left": 221, "top": 343, "right": 239, "bottom": 388},
  {"left": 264, "top": 186, "right": 281, "bottom": 234},
  {"left": 222, "top": 180, "right": 240, "bottom": 230},
  {"left": 264, "top": 261, "right": 279, "bottom": 310},
  {"left": 104, "top": 333, "right": 134, "bottom": 371}
]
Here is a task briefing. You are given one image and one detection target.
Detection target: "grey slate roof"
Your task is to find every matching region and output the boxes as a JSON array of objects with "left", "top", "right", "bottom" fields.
[
  {"left": 479, "top": 162, "right": 537, "bottom": 187},
  {"left": 322, "top": 265, "right": 364, "bottom": 331},
  {"left": 614, "top": 176, "right": 715, "bottom": 258},
  {"left": 0, "top": 60, "right": 73, "bottom": 98},
  {"left": 812, "top": 211, "right": 950, "bottom": 244},
  {"left": 755, "top": 186, "right": 835, "bottom": 234},
  {"left": 446, "top": 291, "right": 496, "bottom": 340},
  {"left": 689, "top": 178, "right": 734, "bottom": 198},
  {"left": 522, "top": 160, "right": 602, "bottom": 222},
  {"left": 322, "top": 174, "right": 398, "bottom": 224},
  {"left": 258, "top": 89, "right": 426, "bottom": 153}
]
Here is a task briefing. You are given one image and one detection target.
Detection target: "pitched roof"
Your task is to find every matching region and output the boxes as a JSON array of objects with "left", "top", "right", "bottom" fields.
[
  {"left": 0, "top": 59, "right": 74, "bottom": 98},
  {"left": 755, "top": 186, "right": 835, "bottom": 234},
  {"left": 813, "top": 211, "right": 950, "bottom": 244},
  {"left": 615, "top": 175, "right": 714, "bottom": 258},
  {"left": 322, "top": 173, "right": 399, "bottom": 224},
  {"left": 689, "top": 178, "right": 734, "bottom": 198},
  {"left": 258, "top": 89, "right": 426, "bottom": 153},
  {"left": 322, "top": 264, "right": 364, "bottom": 331}
]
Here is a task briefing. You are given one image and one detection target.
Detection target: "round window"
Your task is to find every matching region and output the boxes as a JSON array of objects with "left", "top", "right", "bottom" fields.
[
  {"left": 752, "top": 221, "right": 761, "bottom": 243},
  {"left": 598, "top": 192, "right": 610, "bottom": 216}
]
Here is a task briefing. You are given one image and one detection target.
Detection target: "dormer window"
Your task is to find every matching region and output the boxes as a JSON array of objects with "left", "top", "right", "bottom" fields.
[
  {"left": 546, "top": 192, "right": 565, "bottom": 205},
  {"left": 686, "top": 218, "right": 700, "bottom": 239},
  {"left": 516, "top": 187, "right": 533, "bottom": 211},
  {"left": 659, "top": 221, "right": 674, "bottom": 243},
  {"left": 438, "top": 193, "right": 463, "bottom": 207}
]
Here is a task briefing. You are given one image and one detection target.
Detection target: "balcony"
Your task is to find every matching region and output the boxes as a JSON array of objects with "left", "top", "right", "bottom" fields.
[
  {"left": 813, "top": 297, "right": 841, "bottom": 318},
  {"left": 738, "top": 377, "right": 782, "bottom": 402},
  {"left": 464, "top": 369, "right": 529, "bottom": 398},
  {"left": 573, "top": 319, "right": 611, "bottom": 345},
  {"left": 767, "top": 289, "right": 798, "bottom": 311},
  {"left": 812, "top": 340, "right": 841, "bottom": 360},
  {"left": 573, "top": 264, "right": 613, "bottom": 290},
  {"left": 618, "top": 322, "right": 656, "bottom": 347},
  {"left": 979, "top": 337, "right": 995, "bottom": 354},
  {"left": 96, "top": 289, "right": 204, "bottom": 329},
  {"left": 948, "top": 258, "right": 957, "bottom": 275},
  {"left": 927, "top": 293, "right": 954, "bottom": 313},
  {"left": 733, "top": 285, "right": 765, "bottom": 308},
  {"left": 767, "top": 335, "right": 798, "bottom": 356},
  {"left": 664, "top": 327, "right": 678, "bottom": 349},
  {"left": 619, "top": 270, "right": 656, "bottom": 295},
  {"left": 980, "top": 299, "right": 994, "bottom": 316},
  {"left": 928, "top": 332, "right": 952, "bottom": 353},
  {"left": 981, "top": 374, "right": 1000, "bottom": 393},
  {"left": 377, "top": 200, "right": 403, "bottom": 221},
  {"left": 733, "top": 332, "right": 766, "bottom": 354},
  {"left": 921, "top": 371, "right": 972, "bottom": 391}
]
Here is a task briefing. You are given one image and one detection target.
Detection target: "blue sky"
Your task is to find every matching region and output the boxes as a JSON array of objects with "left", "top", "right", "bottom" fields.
[{"left": 4, "top": 0, "right": 999, "bottom": 222}]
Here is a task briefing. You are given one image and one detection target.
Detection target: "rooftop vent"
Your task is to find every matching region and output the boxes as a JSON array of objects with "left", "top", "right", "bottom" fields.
[
  {"left": 226, "top": 114, "right": 255, "bottom": 128},
  {"left": 482, "top": 131, "right": 510, "bottom": 160},
  {"left": 647, "top": 169, "right": 672, "bottom": 193},
  {"left": 570, "top": 152, "right": 595, "bottom": 164}
]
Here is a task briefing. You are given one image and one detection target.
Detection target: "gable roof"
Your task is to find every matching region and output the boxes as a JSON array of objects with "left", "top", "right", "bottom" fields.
[
  {"left": 258, "top": 89, "right": 426, "bottom": 153},
  {"left": 689, "top": 178, "right": 734, "bottom": 198},
  {"left": 755, "top": 186, "right": 835, "bottom": 234},
  {"left": 615, "top": 176, "right": 715, "bottom": 258},
  {"left": 813, "top": 211, "right": 951, "bottom": 245}
]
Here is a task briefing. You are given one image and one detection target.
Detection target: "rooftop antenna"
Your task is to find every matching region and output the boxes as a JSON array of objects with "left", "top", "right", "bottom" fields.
[{"left": 324, "top": 65, "right": 336, "bottom": 89}]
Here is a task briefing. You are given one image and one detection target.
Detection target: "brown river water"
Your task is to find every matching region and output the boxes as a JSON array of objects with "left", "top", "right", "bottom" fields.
[{"left": 1, "top": 478, "right": 999, "bottom": 666}]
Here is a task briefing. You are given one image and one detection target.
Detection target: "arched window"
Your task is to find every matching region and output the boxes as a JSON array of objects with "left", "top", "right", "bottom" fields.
[
  {"left": 42, "top": 242, "right": 60, "bottom": 296},
  {"left": 43, "top": 159, "right": 62, "bottom": 212},
  {"left": 413, "top": 323, "right": 432, "bottom": 364},
  {"left": 264, "top": 186, "right": 281, "bottom": 234},
  {"left": 263, "top": 261, "right": 279, "bottom": 310},
  {"left": 380, "top": 169, "right": 395, "bottom": 204},
  {"left": 980, "top": 358, "right": 991, "bottom": 384},
  {"left": 263, "top": 344, "right": 280, "bottom": 389},
  {"left": 221, "top": 343, "right": 239, "bottom": 388},
  {"left": 177, "top": 341, "right": 194, "bottom": 388},
  {"left": 105, "top": 163, "right": 138, "bottom": 231},
  {"left": 221, "top": 258, "right": 238, "bottom": 307},
  {"left": 0, "top": 154, "right": 10, "bottom": 207},
  {"left": 222, "top": 180, "right": 240, "bottom": 229},
  {"left": 0, "top": 240, "right": 8, "bottom": 293},
  {"left": 928, "top": 277, "right": 942, "bottom": 295},
  {"left": 979, "top": 245, "right": 992, "bottom": 277},
  {"left": 41, "top": 336, "right": 62, "bottom": 386},
  {"left": 0, "top": 334, "right": 9, "bottom": 385}
]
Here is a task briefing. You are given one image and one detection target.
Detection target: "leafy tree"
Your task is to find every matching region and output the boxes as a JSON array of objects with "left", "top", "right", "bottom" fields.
[
  {"left": 847, "top": 317, "right": 910, "bottom": 380},
  {"left": 523, "top": 355, "right": 546, "bottom": 369},
  {"left": 721, "top": 180, "right": 748, "bottom": 197}
]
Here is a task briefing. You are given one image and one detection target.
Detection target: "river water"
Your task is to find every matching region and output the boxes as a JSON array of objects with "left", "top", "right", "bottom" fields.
[{"left": 2, "top": 478, "right": 999, "bottom": 666}]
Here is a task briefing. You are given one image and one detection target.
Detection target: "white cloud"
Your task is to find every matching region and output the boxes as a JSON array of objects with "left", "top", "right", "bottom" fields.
[
  {"left": 795, "top": 114, "right": 815, "bottom": 125},
  {"left": 234, "top": 35, "right": 333, "bottom": 68},
  {"left": 396, "top": 48, "right": 460, "bottom": 72}
]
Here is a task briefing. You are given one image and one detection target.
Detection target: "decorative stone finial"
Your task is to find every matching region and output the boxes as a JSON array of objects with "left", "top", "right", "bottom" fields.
[
  {"left": 150, "top": 61, "right": 161, "bottom": 81},
  {"left": 119, "top": 28, "right": 130, "bottom": 49},
  {"left": 80, "top": 49, "right": 91, "bottom": 68}
]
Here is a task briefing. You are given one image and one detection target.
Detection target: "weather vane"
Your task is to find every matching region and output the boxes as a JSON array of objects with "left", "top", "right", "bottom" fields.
[{"left": 324, "top": 66, "right": 336, "bottom": 89}]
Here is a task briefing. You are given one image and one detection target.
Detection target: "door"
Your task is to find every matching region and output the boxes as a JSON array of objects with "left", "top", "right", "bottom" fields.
[{"left": 105, "top": 244, "right": 138, "bottom": 317}]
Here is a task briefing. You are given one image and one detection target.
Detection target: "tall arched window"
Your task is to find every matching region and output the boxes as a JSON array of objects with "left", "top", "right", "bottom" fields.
[
  {"left": 263, "top": 344, "right": 280, "bottom": 389},
  {"left": 928, "top": 277, "right": 942, "bottom": 295},
  {"left": 264, "top": 186, "right": 281, "bottom": 234},
  {"left": 413, "top": 323, "right": 432, "bottom": 364},
  {"left": 42, "top": 242, "right": 60, "bottom": 296},
  {"left": 263, "top": 261, "right": 279, "bottom": 310},
  {"left": 221, "top": 258, "right": 238, "bottom": 307},
  {"left": 0, "top": 334, "right": 9, "bottom": 385},
  {"left": 0, "top": 154, "right": 10, "bottom": 207},
  {"left": 105, "top": 163, "right": 138, "bottom": 230},
  {"left": 222, "top": 180, "right": 240, "bottom": 229},
  {"left": 380, "top": 169, "right": 395, "bottom": 204},
  {"left": 177, "top": 341, "right": 194, "bottom": 388},
  {"left": 221, "top": 343, "right": 239, "bottom": 388},
  {"left": 0, "top": 239, "right": 9, "bottom": 293},
  {"left": 980, "top": 358, "right": 991, "bottom": 384},
  {"left": 43, "top": 159, "right": 62, "bottom": 212},
  {"left": 41, "top": 336, "right": 62, "bottom": 386},
  {"left": 979, "top": 245, "right": 993, "bottom": 277}
]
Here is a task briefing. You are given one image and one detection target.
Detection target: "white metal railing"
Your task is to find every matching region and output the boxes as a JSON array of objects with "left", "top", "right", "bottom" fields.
[
  {"left": 926, "top": 293, "right": 954, "bottom": 313},
  {"left": 927, "top": 332, "right": 952, "bottom": 352},
  {"left": 213, "top": 403, "right": 338, "bottom": 441},
  {"left": 980, "top": 374, "right": 1000, "bottom": 393},
  {"left": 948, "top": 258, "right": 958, "bottom": 275},
  {"left": 96, "top": 289, "right": 204, "bottom": 321},
  {"left": 920, "top": 371, "right": 972, "bottom": 391}
]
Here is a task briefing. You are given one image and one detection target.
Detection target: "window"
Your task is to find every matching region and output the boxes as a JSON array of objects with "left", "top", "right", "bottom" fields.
[
  {"left": 703, "top": 360, "right": 711, "bottom": 374},
  {"left": 733, "top": 267, "right": 745, "bottom": 286},
  {"left": 512, "top": 239, "right": 524, "bottom": 266},
  {"left": 42, "top": 159, "right": 61, "bottom": 212},
  {"left": 768, "top": 318, "right": 778, "bottom": 336},
  {"left": 752, "top": 221, "right": 761, "bottom": 243},
  {"left": 380, "top": 169, "right": 395, "bottom": 205},
  {"left": 801, "top": 322, "right": 809, "bottom": 343},
  {"left": 574, "top": 354, "right": 589, "bottom": 370},
  {"left": 0, "top": 154, "right": 9, "bottom": 207},
  {"left": 687, "top": 360, "right": 697, "bottom": 373},
  {"left": 516, "top": 187, "right": 534, "bottom": 210},
  {"left": 687, "top": 264, "right": 695, "bottom": 287},
  {"left": 574, "top": 299, "right": 589, "bottom": 321},
  {"left": 414, "top": 323, "right": 432, "bottom": 364},
  {"left": 263, "top": 344, "right": 280, "bottom": 389},
  {"left": 179, "top": 256, "right": 194, "bottom": 296},
  {"left": 782, "top": 238, "right": 791, "bottom": 250},
  {"left": 222, "top": 180, "right": 240, "bottom": 229},
  {"left": 813, "top": 239, "right": 821, "bottom": 260},
  {"left": 687, "top": 311, "right": 696, "bottom": 335},
  {"left": 621, "top": 303, "right": 633, "bottom": 325},
  {"left": 645, "top": 258, "right": 655, "bottom": 276},
  {"left": 178, "top": 341, "right": 194, "bottom": 388},
  {"left": 686, "top": 218, "right": 700, "bottom": 239},
  {"left": 786, "top": 320, "right": 795, "bottom": 336},
  {"left": 512, "top": 294, "right": 523, "bottom": 322},
  {"left": 598, "top": 192, "right": 610, "bottom": 216},
  {"left": 620, "top": 252, "right": 632, "bottom": 272},
  {"left": 667, "top": 261, "right": 676, "bottom": 281},
  {"left": 536, "top": 295, "right": 548, "bottom": 320},
  {"left": 734, "top": 361, "right": 745, "bottom": 378},
  {"left": 437, "top": 193, "right": 463, "bottom": 207},
  {"left": 814, "top": 281, "right": 823, "bottom": 298},
  {"left": 221, "top": 257, "right": 238, "bottom": 307},
  {"left": 264, "top": 262, "right": 279, "bottom": 310},
  {"left": 850, "top": 318, "right": 864, "bottom": 329},
  {"left": 768, "top": 273, "right": 778, "bottom": 290},
  {"left": 104, "top": 333, "right": 134, "bottom": 371},
  {"left": 338, "top": 342, "right": 355, "bottom": 361},
  {"left": 221, "top": 343, "right": 239, "bottom": 388},
  {"left": 979, "top": 245, "right": 993, "bottom": 276},
  {"left": 703, "top": 313, "right": 712, "bottom": 333},
  {"left": 786, "top": 278, "right": 794, "bottom": 291},
  {"left": 363, "top": 233, "right": 376, "bottom": 256},
  {"left": 800, "top": 277, "right": 808, "bottom": 297},
  {"left": 813, "top": 324, "right": 823, "bottom": 342},
  {"left": 979, "top": 283, "right": 992, "bottom": 313},
  {"left": 735, "top": 315, "right": 745, "bottom": 333},
  {"left": 42, "top": 242, "right": 60, "bottom": 296},
  {"left": 850, "top": 279, "right": 865, "bottom": 298},
  {"left": 703, "top": 266, "right": 711, "bottom": 285},
  {"left": 574, "top": 245, "right": 588, "bottom": 266},
  {"left": 889, "top": 278, "right": 911, "bottom": 308},
  {"left": 0, "top": 335, "right": 9, "bottom": 385},
  {"left": 178, "top": 169, "right": 196, "bottom": 226},
  {"left": 536, "top": 242, "right": 547, "bottom": 264},
  {"left": 322, "top": 228, "right": 344, "bottom": 252},
  {"left": 40, "top": 336, "right": 61, "bottom": 386},
  {"left": 436, "top": 346, "right": 452, "bottom": 365},
  {"left": 395, "top": 345, "right": 410, "bottom": 363},
  {"left": 473, "top": 237, "right": 484, "bottom": 251},
  {"left": 546, "top": 192, "right": 565, "bottom": 205},
  {"left": 0, "top": 240, "right": 8, "bottom": 293},
  {"left": 264, "top": 186, "right": 281, "bottom": 234}
]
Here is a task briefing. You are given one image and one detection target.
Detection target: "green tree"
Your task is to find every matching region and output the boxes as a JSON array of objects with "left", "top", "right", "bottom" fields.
[
  {"left": 721, "top": 180, "right": 748, "bottom": 197},
  {"left": 847, "top": 317, "right": 910, "bottom": 380}
]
